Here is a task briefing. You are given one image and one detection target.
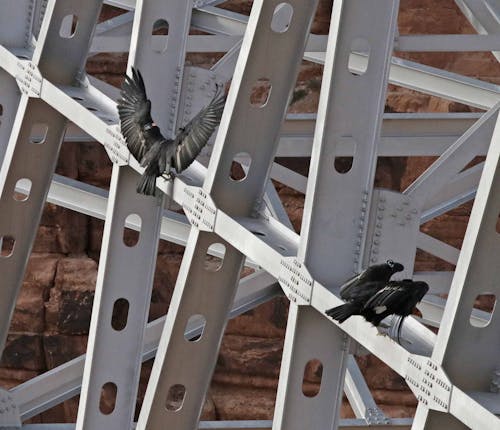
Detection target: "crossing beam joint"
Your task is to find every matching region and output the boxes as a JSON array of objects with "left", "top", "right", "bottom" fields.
[
  {"left": 183, "top": 185, "right": 217, "bottom": 231},
  {"left": 0, "top": 388, "right": 21, "bottom": 429},
  {"left": 278, "top": 257, "right": 314, "bottom": 306},
  {"left": 104, "top": 124, "right": 130, "bottom": 166},
  {"left": 405, "top": 355, "right": 452, "bottom": 412},
  {"left": 15, "top": 60, "right": 42, "bottom": 98}
]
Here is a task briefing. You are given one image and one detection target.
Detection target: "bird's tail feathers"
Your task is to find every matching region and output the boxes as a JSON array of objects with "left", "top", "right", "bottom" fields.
[
  {"left": 325, "top": 303, "right": 359, "bottom": 324},
  {"left": 137, "top": 173, "right": 157, "bottom": 196}
]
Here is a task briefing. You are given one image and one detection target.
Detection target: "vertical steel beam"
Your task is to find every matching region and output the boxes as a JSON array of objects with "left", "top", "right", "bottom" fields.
[
  {"left": 273, "top": 1, "right": 399, "bottom": 429},
  {"left": 76, "top": 1, "right": 193, "bottom": 429},
  {"left": 0, "top": 0, "right": 32, "bottom": 165},
  {"left": 412, "top": 112, "right": 500, "bottom": 428},
  {"left": 0, "top": 0, "right": 103, "bottom": 355},
  {"left": 137, "top": 1, "right": 319, "bottom": 428}
]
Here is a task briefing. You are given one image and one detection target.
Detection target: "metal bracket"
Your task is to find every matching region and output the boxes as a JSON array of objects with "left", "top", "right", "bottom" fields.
[
  {"left": 365, "top": 406, "right": 390, "bottom": 425},
  {"left": 104, "top": 124, "right": 130, "bottom": 166},
  {"left": 15, "top": 60, "right": 42, "bottom": 98},
  {"left": 366, "top": 189, "right": 420, "bottom": 267},
  {"left": 278, "top": 257, "right": 314, "bottom": 305},
  {"left": 405, "top": 355, "right": 452, "bottom": 412},
  {"left": 0, "top": 389, "right": 21, "bottom": 429},
  {"left": 182, "top": 185, "right": 217, "bottom": 231}
]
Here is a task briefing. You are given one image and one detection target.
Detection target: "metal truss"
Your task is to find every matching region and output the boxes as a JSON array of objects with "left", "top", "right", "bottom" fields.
[{"left": 0, "top": 0, "right": 500, "bottom": 429}]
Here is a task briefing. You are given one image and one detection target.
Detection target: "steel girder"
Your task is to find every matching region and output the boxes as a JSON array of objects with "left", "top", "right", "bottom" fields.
[
  {"left": 273, "top": 2, "right": 399, "bottom": 429},
  {"left": 0, "top": 1, "right": 499, "bottom": 430}
]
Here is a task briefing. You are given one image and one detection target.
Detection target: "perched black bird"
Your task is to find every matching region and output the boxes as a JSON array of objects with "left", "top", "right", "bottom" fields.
[
  {"left": 325, "top": 260, "right": 404, "bottom": 323},
  {"left": 117, "top": 67, "right": 226, "bottom": 195},
  {"left": 339, "top": 260, "right": 404, "bottom": 299},
  {"left": 360, "top": 279, "right": 429, "bottom": 342}
]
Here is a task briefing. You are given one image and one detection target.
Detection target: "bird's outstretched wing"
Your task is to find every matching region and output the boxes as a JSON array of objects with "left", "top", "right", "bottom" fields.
[
  {"left": 174, "top": 86, "right": 226, "bottom": 172},
  {"left": 117, "top": 67, "right": 155, "bottom": 161}
]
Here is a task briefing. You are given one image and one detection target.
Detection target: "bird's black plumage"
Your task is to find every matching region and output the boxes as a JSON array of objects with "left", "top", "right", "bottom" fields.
[
  {"left": 325, "top": 260, "right": 404, "bottom": 323},
  {"left": 339, "top": 260, "right": 404, "bottom": 300},
  {"left": 117, "top": 67, "right": 226, "bottom": 195},
  {"left": 361, "top": 279, "right": 429, "bottom": 342}
]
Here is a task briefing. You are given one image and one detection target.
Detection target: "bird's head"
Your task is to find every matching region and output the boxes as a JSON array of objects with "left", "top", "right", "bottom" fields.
[{"left": 386, "top": 259, "right": 404, "bottom": 274}]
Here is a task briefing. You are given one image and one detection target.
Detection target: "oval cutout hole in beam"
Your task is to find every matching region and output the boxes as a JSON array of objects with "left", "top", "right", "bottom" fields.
[
  {"left": 250, "top": 78, "right": 272, "bottom": 108},
  {"left": 348, "top": 38, "right": 371, "bottom": 76},
  {"left": 166, "top": 384, "right": 186, "bottom": 412},
  {"left": 302, "top": 359, "right": 323, "bottom": 398},
  {"left": 60, "top": 14, "right": 78, "bottom": 38},
  {"left": 29, "top": 123, "right": 48, "bottom": 144},
  {"left": 184, "top": 314, "right": 207, "bottom": 342},
  {"left": 470, "top": 294, "right": 496, "bottom": 328},
  {"left": 123, "top": 214, "right": 141, "bottom": 247},
  {"left": 334, "top": 157, "right": 354, "bottom": 174},
  {"left": 99, "top": 382, "right": 117, "bottom": 415},
  {"left": 0, "top": 236, "right": 15, "bottom": 258},
  {"left": 229, "top": 152, "right": 251, "bottom": 182},
  {"left": 271, "top": 3, "right": 294, "bottom": 33},
  {"left": 204, "top": 243, "right": 226, "bottom": 272},
  {"left": 111, "top": 298, "right": 130, "bottom": 331},
  {"left": 13, "top": 178, "right": 32, "bottom": 202},
  {"left": 152, "top": 19, "right": 169, "bottom": 53},
  {"left": 334, "top": 138, "right": 356, "bottom": 174}
]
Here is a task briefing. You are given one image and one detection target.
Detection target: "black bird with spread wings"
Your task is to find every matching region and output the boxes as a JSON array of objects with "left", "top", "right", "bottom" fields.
[
  {"left": 325, "top": 260, "right": 404, "bottom": 323},
  {"left": 117, "top": 67, "right": 226, "bottom": 195}
]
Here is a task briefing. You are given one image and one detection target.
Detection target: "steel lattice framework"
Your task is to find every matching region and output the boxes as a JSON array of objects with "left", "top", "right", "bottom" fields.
[{"left": 0, "top": 0, "right": 499, "bottom": 429}]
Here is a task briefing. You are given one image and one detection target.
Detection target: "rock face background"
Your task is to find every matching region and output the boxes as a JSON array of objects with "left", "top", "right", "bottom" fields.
[{"left": 1, "top": 0, "right": 499, "bottom": 424}]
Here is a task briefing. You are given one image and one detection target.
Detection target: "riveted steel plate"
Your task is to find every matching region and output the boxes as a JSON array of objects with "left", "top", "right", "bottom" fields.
[
  {"left": 405, "top": 355, "right": 452, "bottom": 412},
  {"left": 104, "top": 124, "right": 130, "bottom": 165},
  {"left": 16, "top": 61, "right": 42, "bottom": 98},
  {"left": 0, "top": 388, "right": 21, "bottom": 428},
  {"left": 183, "top": 185, "right": 217, "bottom": 231},
  {"left": 278, "top": 257, "right": 314, "bottom": 305}
]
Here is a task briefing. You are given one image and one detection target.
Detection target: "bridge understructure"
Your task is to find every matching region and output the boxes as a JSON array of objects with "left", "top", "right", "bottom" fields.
[{"left": 0, "top": 0, "right": 499, "bottom": 429}]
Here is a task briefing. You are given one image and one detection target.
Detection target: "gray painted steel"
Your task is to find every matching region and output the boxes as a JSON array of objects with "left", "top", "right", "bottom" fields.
[
  {"left": 0, "top": 1, "right": 499, "bottom": 429},
  {"left": 137, "top": 1, "right": 320, "bottom": 428},
  {"left": 273, "top": 1, "right": 399, "bottom": 429},
  {"left": 0, "top": 0, "right": 103, "bottom": 356},
  {"left": 75, "top": 0, "right": 193, "bottom": 428},
  {"left": 413, "top": 109, "right": 500, "bottom": 429}
]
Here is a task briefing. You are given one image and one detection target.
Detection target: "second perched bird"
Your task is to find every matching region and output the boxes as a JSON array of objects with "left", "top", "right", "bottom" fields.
[
  {"left": 339, "top": 260, "right": 404, "bottom": 299},
  {"left": 117, "top": 67, "right": 226, "bottom": 195},
  {"left": 360, "top": 279, "right": 429, "bottom": 342},
  {"left": 325, "top": 260, "right": 404, "bottom": 323}
]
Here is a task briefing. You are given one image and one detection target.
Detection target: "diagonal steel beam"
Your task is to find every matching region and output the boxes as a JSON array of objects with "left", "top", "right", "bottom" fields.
[
  {"left": 404, "top": 104, "right": 499, "bottom": 207},
  {"left": 306, "top": 51, "right": 500, "bottom": 109},
  {"left": 13, "top": 271, "right": 279, "bottom": 421},
  {"left": 0, "top": 0, "right": 104, "bottom": 356},
  {"left": 455, "top": 0, "right": 500, "bottom": 61}
]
